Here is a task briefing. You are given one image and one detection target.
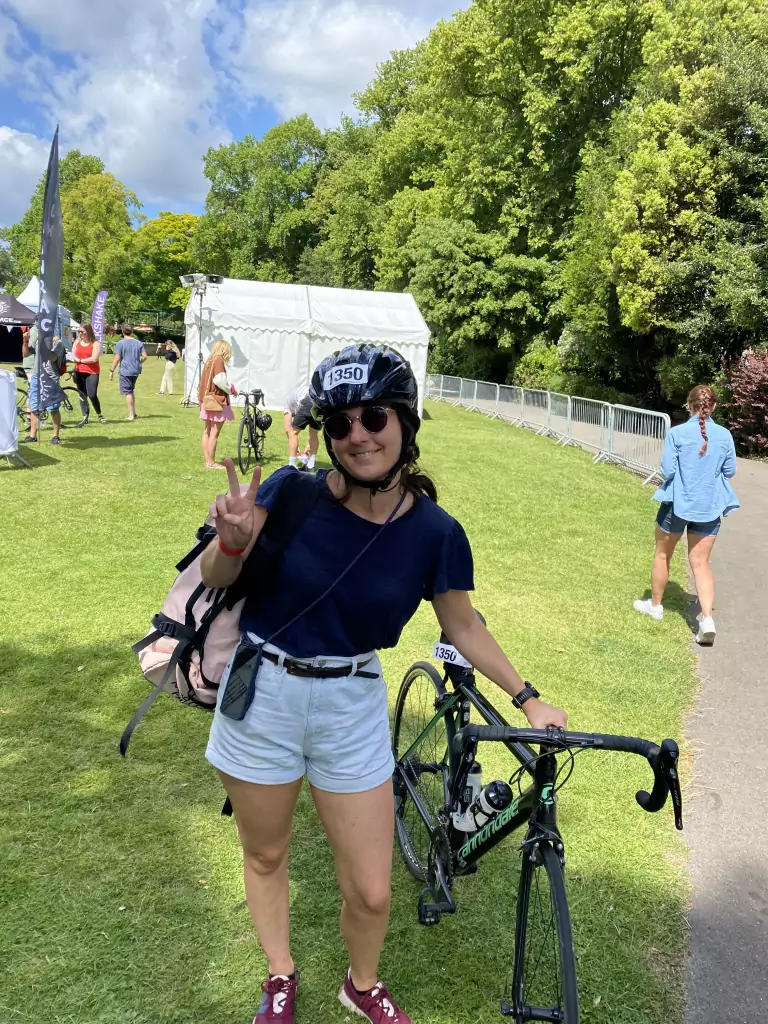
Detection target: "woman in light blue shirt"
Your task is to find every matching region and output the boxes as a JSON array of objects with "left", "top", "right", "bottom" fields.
[{"left": 634, "top": 385, "right": 739, "bottom": 644}]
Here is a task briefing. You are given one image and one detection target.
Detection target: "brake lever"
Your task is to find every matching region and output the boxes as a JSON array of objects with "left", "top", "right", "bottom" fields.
[{"left": 660, "top": 738, "right": 684, "bottom": 831}]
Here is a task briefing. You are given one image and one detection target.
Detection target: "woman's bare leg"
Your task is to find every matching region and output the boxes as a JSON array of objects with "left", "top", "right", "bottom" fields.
[
  {"left": 651, "top": 525, "right": 682, "bottom": 607},
  {"left": 688, "top": 533, "right": 717, "bottom": 618},
  {"left": 219, "top": 772, "right": 303, "bottom": 976},
  {"left": 210, "top": 419, "right": 226, "bottom": 466},
  {"left": 312, "top": 781, "right": 394, "bottom": 991}
]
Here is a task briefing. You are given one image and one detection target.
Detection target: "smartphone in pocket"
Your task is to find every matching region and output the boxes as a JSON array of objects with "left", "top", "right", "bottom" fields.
[{"left": 219, "top": 641, "right": 264, "bottom": 721}]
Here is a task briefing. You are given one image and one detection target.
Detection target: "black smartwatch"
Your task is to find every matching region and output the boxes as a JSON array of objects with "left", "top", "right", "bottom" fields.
[{"left": 512, "top": 682, "right": 540, "bottom": 709}]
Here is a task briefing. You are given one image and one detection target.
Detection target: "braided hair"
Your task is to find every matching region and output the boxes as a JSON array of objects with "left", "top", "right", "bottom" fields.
[{"left": 686, "top": 385, "right": 717, "bottom": 456}]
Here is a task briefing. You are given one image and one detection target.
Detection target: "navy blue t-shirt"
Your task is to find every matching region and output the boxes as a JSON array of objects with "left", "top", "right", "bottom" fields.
[{"left": 239, "top": 467, "right": 474, "bottom": 658}]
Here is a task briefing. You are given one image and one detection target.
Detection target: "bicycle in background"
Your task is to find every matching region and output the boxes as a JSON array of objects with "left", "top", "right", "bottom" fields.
[
  {"left": 14, "top": 366, "right": 81, "bottom": 429},
  {"left": 237, "top": 389, "right": 273, "bottom": 473},
  {"left": 392, "top": 616, "right": 683, "bottom": 1022}
]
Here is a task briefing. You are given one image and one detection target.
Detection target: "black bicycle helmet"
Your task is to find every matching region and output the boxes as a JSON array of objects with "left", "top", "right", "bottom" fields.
[{"left": 309, "top": 344, "right": 420, "bottom": 492}]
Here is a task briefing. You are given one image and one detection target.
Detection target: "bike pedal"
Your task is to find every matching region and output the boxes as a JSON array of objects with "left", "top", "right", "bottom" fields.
[{"left": 417, "top": 889, "right": 442, "bottom": 926}]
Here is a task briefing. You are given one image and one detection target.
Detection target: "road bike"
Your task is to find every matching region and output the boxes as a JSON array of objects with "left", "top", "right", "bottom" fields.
[
  {"left": 392, "top": 620, "right": 683, "bottom": 1022},
  {"left": 237, "top": 389, "right": 273, "bottom": 473}
]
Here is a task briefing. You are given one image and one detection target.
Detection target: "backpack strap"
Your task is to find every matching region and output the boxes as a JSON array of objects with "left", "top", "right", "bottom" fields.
[
  {"left": 120, "top": 583, "right": 214, "bottom": 757},
  {"left": 121, "top": 471, "right": 319, "bottom": 759},
  {"left": 119, "top": 641, "right": 188, "bottom": 756},
  {"left": 175, "top": 527, "right": 217, "bottom": 574}
]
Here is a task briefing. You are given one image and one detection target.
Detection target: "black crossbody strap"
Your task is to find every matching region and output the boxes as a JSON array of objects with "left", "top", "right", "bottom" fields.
[{"left": 262, "top": 488, "right": 408, "bottom": 651}]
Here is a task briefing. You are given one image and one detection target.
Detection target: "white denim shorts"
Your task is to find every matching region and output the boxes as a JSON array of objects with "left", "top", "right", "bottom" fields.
[{"left": 205, "top": 635, "right": 395, "bottom": 793}]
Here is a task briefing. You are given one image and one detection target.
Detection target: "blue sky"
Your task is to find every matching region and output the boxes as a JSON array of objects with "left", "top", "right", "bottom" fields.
[{"left": 0, "top": 0, "right": 463, "bottom": 227}]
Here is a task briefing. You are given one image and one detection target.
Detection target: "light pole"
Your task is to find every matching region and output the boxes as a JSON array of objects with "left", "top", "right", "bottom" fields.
[{"left": 179, "top": 273, "right": 223, "bottom": 407}]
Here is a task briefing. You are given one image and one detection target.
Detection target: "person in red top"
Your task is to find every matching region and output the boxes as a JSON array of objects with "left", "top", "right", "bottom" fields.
[{"left": 72, "top": 324, "right": 106, "bottom": 427}]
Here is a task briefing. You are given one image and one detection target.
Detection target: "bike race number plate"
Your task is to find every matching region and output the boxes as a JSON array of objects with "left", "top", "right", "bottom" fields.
[
  {"left": 433, "top": 641, "right": 472, "bottom": 668},
  {"left": 323, "top": 364, "right": 369, "bottom": 390}
]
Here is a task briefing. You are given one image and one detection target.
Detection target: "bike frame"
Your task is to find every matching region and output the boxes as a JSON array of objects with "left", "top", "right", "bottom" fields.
[{"left": 397, "top": 665, "right": 563, "bottom": 880}]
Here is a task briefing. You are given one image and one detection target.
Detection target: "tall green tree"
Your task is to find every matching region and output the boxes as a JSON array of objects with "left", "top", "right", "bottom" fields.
[
  {"left": 100, "top": 212, "right": 197, "bottom": 317},
  {"left": 559, "top": 0, "right": 768, "bottom": 399},
  {"left": 62, "top": 173, "right": 140, "bottom": 313},
  {"left": 192, "top": 115, "right": 325, "bottom": 281},
  {"left": 0, "top": 246, "right": 20, "bottom": 291},
  {"left": 1, "top": 150, "right": 139, "bottom": 314}
]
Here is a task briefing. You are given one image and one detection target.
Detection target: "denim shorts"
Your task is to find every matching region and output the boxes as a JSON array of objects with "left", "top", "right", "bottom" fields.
[
  {"left": 119, "top": 374, "right": 138, "bottom": 395},
  {"left": 656, "top": 502, "right": 721, "bottom": 537},
  {"left": 205, "top": 636, "right": 394, "bottom": 793},
  {"left": 28, "top": 375, "right": 61, "bottom": 413}
]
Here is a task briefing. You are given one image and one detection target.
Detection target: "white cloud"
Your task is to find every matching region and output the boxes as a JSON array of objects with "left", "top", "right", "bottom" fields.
[
  {"left": 0, "top": 0, "right": 464, "bottom": 225},
  {"left": 224, "top": 0, "right": 459, "bottom": 125},
  {"left": 0, "top": 127, "right": 50, "bottom": 224},
  {"left": 1, "top": 0, "right": 228, "bottom": 221}
]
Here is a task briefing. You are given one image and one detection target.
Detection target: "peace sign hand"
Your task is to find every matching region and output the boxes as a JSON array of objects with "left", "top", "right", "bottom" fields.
[{"left": 210, "top": 458, "right": 261, "bottom": 552}]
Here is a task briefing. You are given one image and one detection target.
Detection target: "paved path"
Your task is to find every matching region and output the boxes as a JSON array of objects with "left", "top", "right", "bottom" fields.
[{"left": 685, "top": 457, "right": 768, "bottom": 1023}]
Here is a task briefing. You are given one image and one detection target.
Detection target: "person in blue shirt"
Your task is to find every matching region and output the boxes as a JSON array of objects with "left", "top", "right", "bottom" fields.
[
  {"left": 200, "top": 345, "right": 568, "bottom": 1024},
  {"left": 108, "top": 324, "right": 147, "bottom": 420},
  {"left": 634, "top": 384, "right": 739, "bottom": 644}
]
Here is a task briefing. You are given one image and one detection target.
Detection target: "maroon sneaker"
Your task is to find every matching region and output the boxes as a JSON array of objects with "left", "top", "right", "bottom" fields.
[
  {"left": 253, "top": 973, "right": 297, "bottom": 1024},
  {"left": 338, "top": 971, "right": 412, "bottom": 1023}
]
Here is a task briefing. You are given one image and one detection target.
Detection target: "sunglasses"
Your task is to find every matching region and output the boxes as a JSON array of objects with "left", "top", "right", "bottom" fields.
[{"left": 324, "top": 406, "right": 390, "bottom": 441}]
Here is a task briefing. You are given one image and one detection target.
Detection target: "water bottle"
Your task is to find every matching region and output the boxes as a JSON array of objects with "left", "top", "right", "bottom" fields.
[{"left": 462, "top": 780, "right": 514, "bottom": 832}]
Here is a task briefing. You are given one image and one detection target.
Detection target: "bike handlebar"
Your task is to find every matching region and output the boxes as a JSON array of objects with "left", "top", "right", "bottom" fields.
[{"left": 452, "top": 724, "right": 683, "bottom": 830}]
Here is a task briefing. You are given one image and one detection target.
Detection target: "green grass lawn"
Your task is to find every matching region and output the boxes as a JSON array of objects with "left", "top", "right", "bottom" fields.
[{"left": 0, "top": 359, "right": 695, "bottom": 1024}]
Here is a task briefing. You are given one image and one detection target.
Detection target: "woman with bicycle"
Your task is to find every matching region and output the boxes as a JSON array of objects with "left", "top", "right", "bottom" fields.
[
  {"left": 72, "top": 323, "right": 106, "bottom": 427},
  {"left": 201, "top": 344, "right": 567, "bottom": 1024},
  {"left": 199, "top": 339, "right": 235, "bottom": 470}
]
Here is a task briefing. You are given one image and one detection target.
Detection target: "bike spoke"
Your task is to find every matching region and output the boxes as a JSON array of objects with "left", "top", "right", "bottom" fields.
[
  {"left": 526, "top": 865, "right": 560, "bottom": 1008},
  {"left": 504, "top": 843, "right": 577, "bottom": 1023},
  {"left": 393, "top": 664, "right": 450, "bottom": 880}
]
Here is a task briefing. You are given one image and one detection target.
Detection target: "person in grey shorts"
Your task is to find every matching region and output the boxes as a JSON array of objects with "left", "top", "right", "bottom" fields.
[
  {"left": 201, "top": 345, "right": 567, "bottom": 1024},
  {"left": 109, "top": 325, "right": 147, "bottom": 420}
]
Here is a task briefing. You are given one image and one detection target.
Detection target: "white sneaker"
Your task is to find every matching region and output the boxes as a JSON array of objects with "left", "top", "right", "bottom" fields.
[
  {"left": 695, "top": 617, "right": 716, "bottom": 645},
  {"left": 633, "top": 598, "right": 664, "bottom": 620}
]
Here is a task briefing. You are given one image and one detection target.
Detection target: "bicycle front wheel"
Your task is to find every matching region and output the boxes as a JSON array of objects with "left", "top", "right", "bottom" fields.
[
  {"left": 392, "top": 661, "right": 451, "bottom": 882},
  {"left": 238, "top": 416, "right": 254, "bottom": 474},
  {"left": 504, "top": 841, "right": 579, "bottom": 1023}
]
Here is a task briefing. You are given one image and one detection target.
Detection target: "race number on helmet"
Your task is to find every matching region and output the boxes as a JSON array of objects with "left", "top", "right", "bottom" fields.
[{"left": 309, "top": 344, "right": 418, "bottom": 419}]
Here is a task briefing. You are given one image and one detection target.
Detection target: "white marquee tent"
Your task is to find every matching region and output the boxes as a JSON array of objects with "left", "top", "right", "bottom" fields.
[{"left": 183, "top": 279, "right": 430, "bottom": 414}]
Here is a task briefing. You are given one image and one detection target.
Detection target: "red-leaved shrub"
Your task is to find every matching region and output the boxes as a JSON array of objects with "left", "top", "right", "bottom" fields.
[{"left": 719, "top": 352, "right": 768, "bottom": 456}]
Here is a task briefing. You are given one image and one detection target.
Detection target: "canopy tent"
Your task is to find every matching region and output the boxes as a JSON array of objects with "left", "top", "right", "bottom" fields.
[
  {"left": 183, "top": 279, "right": 431, "bottom": 415},
  {"left": 0, "top": 294, "right": 36, "bottom": 326},
  {"left": 17, "top": 275, "right": 74, "bottom": 345}
]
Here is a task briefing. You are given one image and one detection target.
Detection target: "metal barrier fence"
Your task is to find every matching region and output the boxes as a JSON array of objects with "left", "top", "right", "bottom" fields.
[{"left": 425, "top": 374, "right": 670, "bottom": 481}]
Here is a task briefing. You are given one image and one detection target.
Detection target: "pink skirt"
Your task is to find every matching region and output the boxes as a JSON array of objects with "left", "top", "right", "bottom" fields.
[{"left": 199, "top": 404, "right": 234, "bottom": 423}]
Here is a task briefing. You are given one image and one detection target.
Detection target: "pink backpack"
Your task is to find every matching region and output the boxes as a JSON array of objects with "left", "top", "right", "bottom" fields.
[{"left": 120, "top": 471, "right": 318, "bottom": 755}]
